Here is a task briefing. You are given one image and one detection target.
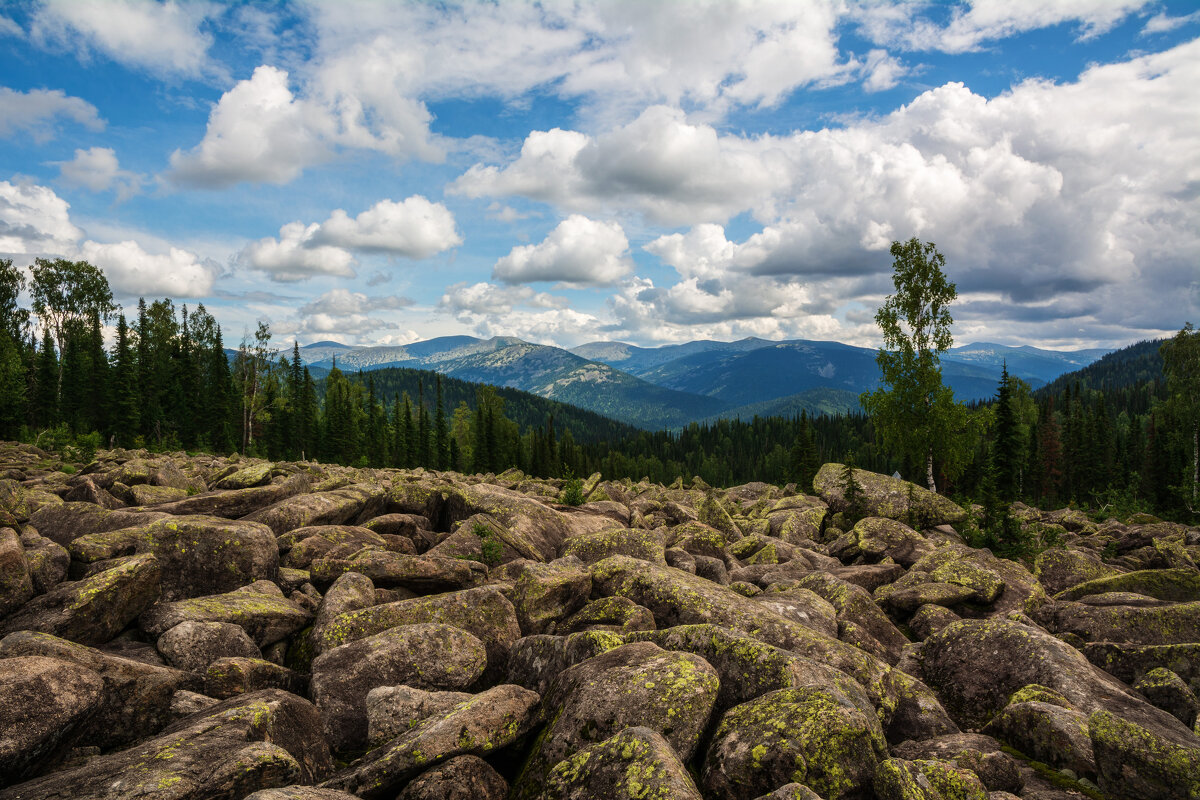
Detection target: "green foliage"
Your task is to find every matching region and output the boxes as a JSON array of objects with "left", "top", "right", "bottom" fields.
[
  {"left": 860, "top": 238, "right": 972, "bottom": 493},
  {"left": 839, "top": 456, "right": 867, "bottom": 524},
  {"left": 1160, "top": 323, "right": 1199, "bottom": 511},
  {"left": 471, "top": 523, "right": 503, "bottom": 567},
  {"left": 559, "top": 470, "right": 585, "bottom": 506}
]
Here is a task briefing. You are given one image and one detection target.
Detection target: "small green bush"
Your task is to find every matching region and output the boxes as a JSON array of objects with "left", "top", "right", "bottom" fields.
[
  {"left": 472, "top": 522, "right": 503, "bottom": 567},
  {"left": 559, "top": 471, "right": 585, "bottom": 506}
]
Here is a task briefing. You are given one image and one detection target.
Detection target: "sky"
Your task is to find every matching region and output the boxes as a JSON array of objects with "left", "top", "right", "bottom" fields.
[{"left": 0, "top": 0, "right": 1197, "bottom": 352}]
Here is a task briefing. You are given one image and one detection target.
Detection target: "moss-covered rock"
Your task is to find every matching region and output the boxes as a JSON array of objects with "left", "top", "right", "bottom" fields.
[
  {"left": 560, "top": 527, "right": 666, "bottom": 565},
  {"left": 794, "top": 573, "right": 910, "bottom": 664},
  {"left": 311, "top": 585, "right": 520, "bottom": 683},
  {"left": 312, "top": 622, "right": 485, "bottom": 751},
  {"left": 1034, "top": 548, "right": 1120, "bottom": 595},
  {"left": 813, "top": 464, "right": 966, "bottom": 526},
  {"left": 0, "top": 526, "right": 34, "bottom": 617},
  {"left": 1082, "top": 641, "right": 1200, "bottom": 696},
  {"left": 909, "top": 605, "right": 961, "bottom": 641},
  {"left": 1089, "top": 709, "right": 1200, "bottom": 800},
  {"left": 244, "top": 484, "right": 386, "bottom": 536},
  {"left": 1037, "top": 598, "right": 1200, "bottom": 645},
  {"left": 1, "top": 689, "right": 333, "bottom": 800},
  {"left": 365, "top": 686, "right": 473, "bottom": 747},
  {"left": 320, "top": 684, "right": 540, "bottom": 800},
  {"left": 511, "top": 558, "right": 592, "bottom": 635},
  {"left": 560, "top": 596, "right": 656, "bottom": 634},
  {"left": 1133, "top": 667, "right": 1200, "bottom": 728},
  {"left": 515, "top": 641, "right": 719, "bottom": 799},
  {"left": 309, "top": 551, "right": 480, "bottom": 594},
  {"left": 505, "top": 631, "right": 626, "bottom": 697},
  {"left": 703, "top": 685, "right": 888, "bottom": 800},
  {"left": 139, "top": 581, "right": 312, "bottom": 648},
  {"left": 0, "top": 630, "right": 199, "bottom": 749},
  {"left": 919, "top": 618, "right": 1195, "bottom": 743},
  {"left": 1055, "top": 568, "right": 1200, "bottom": 602},
  {"left": 872, "top": 758, "right": 988, "bottom": 800},
  {"left": 204, "top": 656, "right": 305, "bottom": 700},
  {"left": 396, "top": 754, "right": 508, "bottom": 800},
  {"left": 981, "top": 701, "right": 1095, "bottom": 777},
  {"left": 850, "top": 517, "right": 936, "bottom": 567},
  {"left": 1006, "top": 683, "right": 1073, "bottom": 709},
  {"left": 1, "top": 553, "right": 161, "bottom": 645},
  {"left": 0, "top": 654, "right": 105, "bottom": 785},
  {"left": 542, "top": 726, "right": 703, "bottom": 800}
]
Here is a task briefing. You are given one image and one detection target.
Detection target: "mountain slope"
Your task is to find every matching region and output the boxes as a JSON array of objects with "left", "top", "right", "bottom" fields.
[
  {"left": 1038, "top": 339, "right": 1166, "bottom": 396},
  {"left": 943, "top": 342, "right": 1109, "bottom": 385}
]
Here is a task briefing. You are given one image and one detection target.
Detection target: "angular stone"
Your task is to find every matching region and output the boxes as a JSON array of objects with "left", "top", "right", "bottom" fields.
[
  {"left": 0, "top": 655, "right": 104, "bottom": 785},
  {"left": 320, "top": 684, "right": 540, "bottom": 800},
  {"left": 703, "top": 686, "right": 889, "bottom": 800},
  {"left": 559, "top": 528, "right": 666, "bottom": 565},
  {"left": 0, "top": 553, "right": 161, "bottom": 645},
  {"left": 366, "top": 686, "right": 472, "bottom": 747},
  {"left": 543, "top": 727, "right": 703, "bottom": 800},
  {"left": 151, "top": 473, "right": 312, "bottom": 519},
  {"left": 311, "top": 623, "right": 487, "bottom": 751},
  {"left": 0, "top": 527, "right": 33, "bottom": 618},
  {"left": 511, "top": 558, "right": 592, "bottom": 635},
  {"left": 851, "top": 517, "right": 936, "bottom": 567},
  {"left": 140, "top": 582, "right": 312, "bottom": 648},
  {"left": 156, "top": 620, "right": 262, "bottom": 673},
  {"left": 18, "top": 528, "right": 69, "bottom": 594},
  {"left": 516, "top": 641, "right": 719, "bottom": 799},
  {"left": 310, "top": 551, "right": 479, "bottom": 593},
  {"left": 872, "top": 758, "right": 988, "bottom": 800},
  {"left": 1037, "top": 599, "right": 1200, "bottom": 645},
  {"left": 794, "top": 572, "right": 910, "bottom": 663},
  {"left": 27, "top": 502, "right": 166, "bottom": 547},
  {"left": 1089, "top": 709, "right": 1200, "bottom": 800},
  {"left": 0, "top": 630, "right": 199, "bottom": 749},
  {"left": 396, "top": 755, "right": 508, "bottom": 800},
  {"left": 1055, "top": 568, "right": 1200, "bottom": 602},
  {"left": 0, "top": 689, "right": 333, "bottom": 800},
  {"left": 981, "top": 701, "right": 1095, "bottom": 777},
  {"left": 312, "top": 586, "right": 520, "bottom": 683},
  {"left": 130, "top": 484, "right": 188, "bottom": 506},
  {"left": 560, "top": 596, "right": 656, "bottom": 634},
  {"left": 1034, "top": 548, "right": 1120, "bottom": 595},
  {"left": 244, "top": 484, "right": 386, "bottom": 536},
  {"left": 281, "top": 525, "right": 389, "bottom": 569},
  {"left": 813, "top": 464, "right": 966, "bottom": 526},
  {"left": 205, "top": 656, "right": 306, "bottom": 699},
  {"left": 505, "top": 632, "right": 625, "bottom": 697}
]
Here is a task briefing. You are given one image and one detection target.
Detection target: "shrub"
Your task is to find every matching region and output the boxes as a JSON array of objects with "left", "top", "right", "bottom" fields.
[
  {"left": 559, "top": 470, "right": 585, "bottom": 506},
  {"left": 472, "top": 522, "right": 503, "bottom": 567}
]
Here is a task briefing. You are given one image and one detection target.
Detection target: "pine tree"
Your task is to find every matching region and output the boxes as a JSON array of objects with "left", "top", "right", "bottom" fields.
[
  {"left": 992, "top": 363, "right": 1019, "bottom": 502},
  {"left": 111, "top": 315, "right": 140, "bottom": 447},
  {"left": 1036, "top": 397, "right": 1063, "bottom": 506},
  {"left": 33, "top": 327, "right": 59, "bottom": 429},
  {"left": 434, "top": 375, "right": 448, "bottom": 470},
  {"left": 402, "top": 392, "right": 416, "bottom": 468}
]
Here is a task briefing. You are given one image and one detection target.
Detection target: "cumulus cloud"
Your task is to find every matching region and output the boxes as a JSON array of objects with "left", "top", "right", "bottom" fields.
[
  {"left": 453, "top": 106, "right": 785, "bottom": 225},
  {"left": 236, "top": 195, "right": 459, "bottom": 282},
  {"left": 78, "top": 239, "right": 215, "bottom": 297},
  {"left": 238, "top": 221, "right": 356, "bottom": 282},
  {"left": 439, "top": 282, "right": 566, "bottom": 316},
  {"left": 0, "top": 180, "right": 84, "bottom": 256},
  {"left": 290, "top": 288, "right": 413, "bottom": 338},
  {"left": 0, "top": 180, "right": 214, "bottom": 297},
  {"left": 31, "top": 0, "right": 218, "bottom": 78},
  {"left": 0, "top": 87, "right": 103, "bottom": 142},
  {"left": 309, "top": 196, "right": 461, "bottom": 257},
  {"left": 168, "top": 66, "right": 331, "bottom": 188},
  {"left": 493, "top": 215, "right": 631, "bottom": 287},
  {"left": 1142, "top": 11, "right": 1200, "bottom": 35},
  {"left": 56, "top": 147, "right": 142, "bottom": 200}
]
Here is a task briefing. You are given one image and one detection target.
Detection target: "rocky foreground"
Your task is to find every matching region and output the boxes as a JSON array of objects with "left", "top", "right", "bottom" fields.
[{"left": 0, "top": 442, "right": 1198, "bottom": 800}]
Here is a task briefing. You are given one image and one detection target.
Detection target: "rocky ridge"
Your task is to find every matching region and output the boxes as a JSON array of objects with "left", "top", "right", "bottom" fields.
[{"left": 0, "top": 440, "right": 1198, "bottom": 799}]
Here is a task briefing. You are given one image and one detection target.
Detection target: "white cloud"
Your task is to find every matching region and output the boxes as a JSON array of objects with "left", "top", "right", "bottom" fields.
[
  {"left": 1142, "top": 11, "right": 1200, "bottom": 35},
  {"left": 78, "top": 239, "right": 214, "bottom": 297},
  {"left": 236, "top": 195, "right": 459, "bottom": 282},
  {"left": 0, "top": 87, "right": 103, "bottom": 142},
  {"left": 31, "top": 0, "right": 218, "bottom": 78},
  {"left": 862, "top": 49, "right": 907, "bottom": 92},
  {"left": 56, "top": 147, "right": 142, "bottom": 200},
  {"left": 493, "top": 215, "right": 632, "bottom": 287},
  {"left": 237, "top": 221, "right": 356, "bottom": 282},
  {"left": 168, "top": 66, "right": 331, "bottom": 188},
  {"left": 855, "top": 0, "right": 1153, "bottom": 53},
  {"left": 0, "top": 16, "right": 21, "bottom": 38},
  {"left": 453, "top": 106, "right": 786, "bottom": 225},
  {"left": 299, "top": 288, "right": 412, "bottom": 316},
  {"left": 309, "top": 196, "right": 461, "bottom": 257},
  {"left": 289, "top": 289, "right": 414, "bottom": 339},
  {"left": 439, "top": 282, "right": 565, "bottom": 316},
  {"left": 0, "top": 180, "right": 84, "bottom": 256}
]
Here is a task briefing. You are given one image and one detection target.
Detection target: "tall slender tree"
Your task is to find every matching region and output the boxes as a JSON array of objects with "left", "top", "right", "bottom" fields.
[{"left": 1161, "top": 323, "right": 1200, "bottom": 510}]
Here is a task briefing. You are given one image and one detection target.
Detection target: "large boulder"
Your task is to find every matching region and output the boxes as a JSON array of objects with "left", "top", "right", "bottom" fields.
[
  {"left": 320, "top": 684, "right": 540, "bottom": 800},
  {"left": 702, "top": 686, "right": 889, "bottom": 800},
  {"left": 0, "top": 631, "right": 198, "bottom": 749},
  {"left": 850, "top": 517, "right": 936, "bottom": 567},
  {"left": 1090, "top": 709, "right": 1200, "bottom": 800},
  {"left": 794, "top": 572, "right": 910, "bottom": 664},
  {"left": 458, "top": 482, "right": 574, "bottom": 560},
  {"left": 26, "top": 502, "right": 165, "bottom": 546},
  {"left": 0, "top": 655, "right": 105, "bottom": 786},
  {"left": 980, "top": 699, "right": 1095, "bottom": 777},
  {"left": 0, "top": 689, "right": 333, "bottom": 800},
  {"left": 365, "top": 686, "right": 472, "bottom": 747},
  {"left": 813, "top": 464, "right": 966, "bottom": 526},
  {"left": 140, "top": 581, "right": 312, "bottom": 648},
  {"left": 1036, "top": 599, "right": 1200, "bottom": 645},
  {"left": 244, "top": 484, "right": 386, "bottom": 536},
  {"left": 1033, "top": 547, "right": 1121, "bottom": 595},
  {"left": 280, "top": 525, "right": 388, "bottom": 570},
  {"left": 1083, "top": 641, "right": 1200, "bottom": 695},
  {"left": 151, "top": 473, "right": 312, "bottom": 519},
  {"left": 559, "top": 528, "right": 666, "bottom": 565},
  {"left": 309, "top": 551, "right": 480, "bottom": 593},
  {"left": 919, "top": 618, "right": 1196, "bottom": 742},
  {"left": 515, "top": 641, "right": 719, "bottom": 799},
  {"left": 542, "top": 727, "right": 703, "bottom": 800},
  {"left": 311, "top": 623, "right": 487, "bottom": 751},
  {"left": 1054, "top": 568, "right": 1200, "bottom": 602},
  {"left": 69, "top": 515, "right": 278, "bottom": 601},
  {"left": 0, "top": 527, "right": 34, "bottom": 618},
  {"left": 311, "top": 586, "right": 520, "bottom": 682},
  {"left": 155, "top": 620, "right": 263, "bottom": 673},
  {"left": 511, "top": 558, "right": 592, "bottom": 635},
  {"left": 397, "top": 755, "right": 508, "bottom": 800},
  {"left": 0, "top": 553, "right": 161, "bottom": 645}
]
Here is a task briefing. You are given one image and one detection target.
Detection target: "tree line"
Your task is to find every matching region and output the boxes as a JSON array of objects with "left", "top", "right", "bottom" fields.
[{"left": 1, "top": 255, "right": 1195, "bottom": 524}]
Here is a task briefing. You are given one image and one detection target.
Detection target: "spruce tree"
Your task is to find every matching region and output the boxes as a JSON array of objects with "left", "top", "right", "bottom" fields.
[
  {"left": 111, "top": 315, "right": 140, "bottom": 447},
  {"left": 992, "top": 363, "right": 1019, "bottom": 502},
  {"left": 33, "top": 327, "right": 59, "bottom": 429},
  {"left": 434, "top": 375, "right": 448, "bottom": 470}
]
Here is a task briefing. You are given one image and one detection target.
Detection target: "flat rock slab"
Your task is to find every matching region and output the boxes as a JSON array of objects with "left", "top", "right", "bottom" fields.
[
  {"left": 140, "top": 583, "right": 312, "bottom": 648},
  {"left": 0, "top": 689, "right": 333, "bottom": 800}
]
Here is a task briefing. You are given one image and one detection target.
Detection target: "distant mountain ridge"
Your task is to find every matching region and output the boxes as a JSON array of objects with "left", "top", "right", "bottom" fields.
[{"left": 295, "top": 334, "right": 1111, "bottom": 429}]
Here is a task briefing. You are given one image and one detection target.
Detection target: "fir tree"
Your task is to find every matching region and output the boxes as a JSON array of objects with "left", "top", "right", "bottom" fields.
[
  {"left": 111, "top": 315, "right": 140, "bottom": 447},
  {"left": 992, "top": 363, "right": 1019, "bottom": 502},
  {"left": 434, "top": 375, "right": 448, "bottom": 470}
]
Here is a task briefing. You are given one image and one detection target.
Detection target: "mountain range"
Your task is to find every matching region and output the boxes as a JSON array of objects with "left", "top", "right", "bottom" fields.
[{"left": 293, "top": 336, "right": 1111, "bottom": 430}]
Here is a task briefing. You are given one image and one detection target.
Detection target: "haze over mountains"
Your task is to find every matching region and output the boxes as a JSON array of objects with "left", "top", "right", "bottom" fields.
[{"left": 291, "top": 336, "right": 1110, "bottom": 430}]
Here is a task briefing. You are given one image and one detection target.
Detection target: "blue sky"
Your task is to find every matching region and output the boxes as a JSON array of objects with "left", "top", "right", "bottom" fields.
[{"left": 1, "top": 1, "right": 1197, "bottom": 351}]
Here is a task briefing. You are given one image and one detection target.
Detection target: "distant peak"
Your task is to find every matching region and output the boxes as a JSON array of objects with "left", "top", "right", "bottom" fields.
[{"left": 303, "top": 340, "right": 352, "bottom": 349}]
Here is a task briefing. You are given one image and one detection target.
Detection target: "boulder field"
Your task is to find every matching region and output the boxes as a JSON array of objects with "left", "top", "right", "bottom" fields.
[{"left": 1, "top": 440, "right": 1198, "bottom": 800}]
